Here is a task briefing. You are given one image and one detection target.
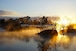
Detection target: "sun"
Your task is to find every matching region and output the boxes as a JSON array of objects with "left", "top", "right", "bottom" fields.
[
  {"left": 55, "top": 16, "right": 71, "bottom": 38},
  {"left": 57, "top": 17, "right": 70, "bottom": 26}
]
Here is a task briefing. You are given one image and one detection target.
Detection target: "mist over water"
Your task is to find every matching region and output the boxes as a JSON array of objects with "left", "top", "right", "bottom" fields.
[
  {"left": 0, "top": 28, "right": 41, "bottom": 39},
  {"left": 0, "top": 28, "right": 76, "bottom": 51}
]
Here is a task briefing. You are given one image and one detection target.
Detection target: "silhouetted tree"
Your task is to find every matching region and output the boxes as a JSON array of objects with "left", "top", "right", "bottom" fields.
[
  {"left": 23, "top": 16, "right": 31, "bottom": 24},
  {"left": 5, "top": 18, "right": 21, "bottom": 31},
  {"left": 40, "top": 16, "right": 48, "bottom": 25},
  {"left": 0, "top": 19, "right": 6, "bottom": 28},
  {"left": 67, "top": 25, "right": 76, "bottom": 33}
]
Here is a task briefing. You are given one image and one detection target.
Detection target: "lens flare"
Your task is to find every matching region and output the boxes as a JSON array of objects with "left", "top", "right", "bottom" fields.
[
  {"left": 49, "top": 16, "right": 71, "bottom": 47},
  {"left": 56, "top": 17, "right": 71, "bottom": 35},
  {"left": 57, "top": 17, "right": 70, "bottom": 25}
]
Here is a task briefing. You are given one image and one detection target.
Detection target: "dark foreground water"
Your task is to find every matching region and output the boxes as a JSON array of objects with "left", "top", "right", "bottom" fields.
[{"left": 0, "top": 30, "right": 76, "bottom": 51}]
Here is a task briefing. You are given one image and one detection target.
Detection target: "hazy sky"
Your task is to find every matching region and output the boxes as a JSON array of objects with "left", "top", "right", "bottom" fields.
[{"left": 0, "top": 0, "right": 76, "bottom": 17}]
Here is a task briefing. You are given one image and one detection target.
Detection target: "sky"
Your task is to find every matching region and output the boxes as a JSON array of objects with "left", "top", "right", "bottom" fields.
[{"left": 0, "top": 0, "right": 76, "bottom": 18}]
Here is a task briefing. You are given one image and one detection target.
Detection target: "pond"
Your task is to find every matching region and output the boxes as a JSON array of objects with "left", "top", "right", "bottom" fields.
[{"left": 0, "top": 29, "right": 76, "bottom": 51}]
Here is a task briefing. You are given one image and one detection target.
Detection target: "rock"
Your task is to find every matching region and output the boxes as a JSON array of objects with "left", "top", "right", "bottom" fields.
[{"left": 38, "top": 29, "right": 58, "bottom": 39}]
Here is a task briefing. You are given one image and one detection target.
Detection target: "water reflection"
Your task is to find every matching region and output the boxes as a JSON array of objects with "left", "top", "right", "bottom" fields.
[
  {"left": 36, "top": 35, "right": 72, "bottom": 51},
  {"left": 35, "top": 30, "right": 72, "bottom": 51},
  {"left": 0, "top": 30, "right": 75, "bottom": 51}
]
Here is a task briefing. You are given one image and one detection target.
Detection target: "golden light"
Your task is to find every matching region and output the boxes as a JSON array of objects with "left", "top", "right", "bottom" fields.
[
  {"left": 57, "top": 35, "right": 70, "bottom": 43},
  {"left": 53, "top": 16, "right": 71, "bottom": 46},
  {"left": 56, "top": 17, "right": 70, "bottom": 26},
  {"left": 21, "top": 27, "right": 41, "bottom": 36},
  {"left": 72, "top": 24, "right": 76, "bottom": 29},
  {"left": 57, "top": 33, "right": 63, "bottom": 41},
  {"left": 56, "top": 17, "right": 71, "bottom": 35},
  {"left": 49, "top": 34, "right": 70, "bottom": 47}
]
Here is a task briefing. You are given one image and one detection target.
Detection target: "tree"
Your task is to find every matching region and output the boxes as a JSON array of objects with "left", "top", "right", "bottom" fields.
[
  {"left": 5, "top": 18, "right": 21, "bottom": 31},
  {"left": 40, "top": 16, "right": 48, "bottom": 25},
  {"left": 23, "top": 16, "right": 31, "bottom": 24},
  {"left": 0, "top": 19, "right": 6, "bottom": 28}
]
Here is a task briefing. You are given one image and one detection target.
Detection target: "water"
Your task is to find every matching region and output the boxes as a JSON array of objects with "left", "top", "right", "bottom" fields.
[{"left": 0, "top": 29, "right": 76, "bottom": 51}]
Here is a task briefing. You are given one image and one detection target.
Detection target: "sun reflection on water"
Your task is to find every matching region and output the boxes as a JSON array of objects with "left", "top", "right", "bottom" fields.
[
  {"left": 49, "top": 33, "right": 71, "bottom": 49},
  {"left": 57, "top": 34, "right": 70, "bottom": 44}
]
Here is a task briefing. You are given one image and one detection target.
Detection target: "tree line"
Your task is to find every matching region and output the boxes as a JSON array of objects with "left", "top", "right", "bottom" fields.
[{"left": 0, "top": 16, "right": 59, "bottom": 31}]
